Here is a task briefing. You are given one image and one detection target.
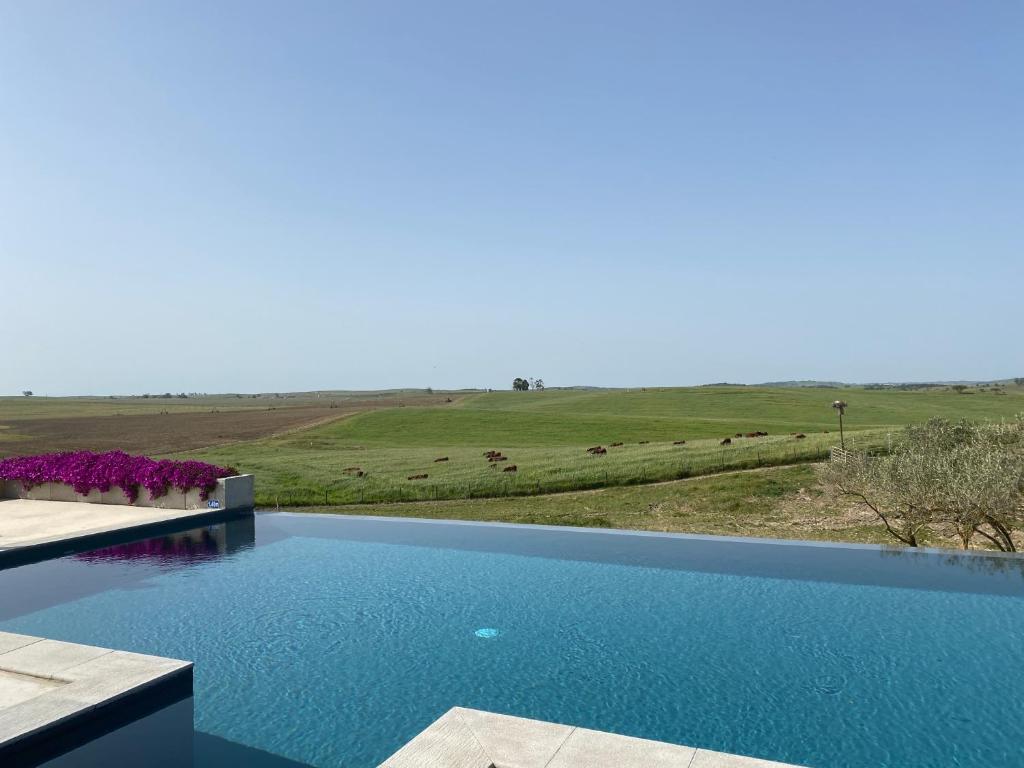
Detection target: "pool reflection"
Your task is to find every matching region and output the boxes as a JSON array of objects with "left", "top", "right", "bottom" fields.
[
  {"left": 74, "top": 516, "right": 256, "bottom": 566},
  {"left": 0, "top": 516, "right": 255, "bottom": 621}
]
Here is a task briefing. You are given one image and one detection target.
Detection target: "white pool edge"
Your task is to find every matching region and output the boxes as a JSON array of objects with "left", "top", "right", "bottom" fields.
[
  {"left": 380, "top": 707, "right": 808, "bottom": 768},
  {"left": 0, "top": 631, "right": 191, "bottom": 753}
]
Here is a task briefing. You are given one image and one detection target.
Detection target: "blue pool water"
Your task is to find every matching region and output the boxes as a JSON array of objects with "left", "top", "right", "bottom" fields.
[{"left": 2, "top": 512, "right": 1024, "bottom": 767}]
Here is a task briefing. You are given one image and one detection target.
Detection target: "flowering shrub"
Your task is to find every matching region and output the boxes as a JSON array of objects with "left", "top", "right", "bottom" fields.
[{"left": 0, "top": 451, "right": 237, "bottom": 503}]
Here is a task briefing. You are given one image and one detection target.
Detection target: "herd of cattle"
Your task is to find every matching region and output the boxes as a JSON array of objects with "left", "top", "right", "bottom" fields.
[
  {"left": 408, "top": 449, "right": 519, "bottom": 480},
  {"left": 395, "top": 431, "right": 816, "bottom": 481}
]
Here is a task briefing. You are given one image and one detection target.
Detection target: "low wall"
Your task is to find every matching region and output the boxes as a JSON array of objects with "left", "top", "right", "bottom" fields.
[{"left": 0, "top": 475, "right": 255, "bottom": 513}]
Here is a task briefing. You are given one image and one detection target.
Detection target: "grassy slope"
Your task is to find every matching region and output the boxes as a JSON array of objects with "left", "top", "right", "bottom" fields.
[
  {"left": 288, "top": 464, "right": 899, "bottom": 545},
  {"left": 187, "top": 386, "right": 1024, "bottom": 506}
]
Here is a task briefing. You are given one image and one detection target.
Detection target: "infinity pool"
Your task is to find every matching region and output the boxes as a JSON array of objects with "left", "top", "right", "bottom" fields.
[{"left": 2, "top": 512, "right": 1024, "bottom": 767}]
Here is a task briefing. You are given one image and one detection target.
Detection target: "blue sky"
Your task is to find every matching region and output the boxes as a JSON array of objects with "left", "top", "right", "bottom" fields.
[{"left": 2, "top": 1, "right": 1021, "bottom": 395}]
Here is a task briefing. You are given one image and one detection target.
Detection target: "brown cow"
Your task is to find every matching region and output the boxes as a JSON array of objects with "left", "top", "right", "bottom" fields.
[
  {"left": 503, "top": 465, "right": 518, "bottom": 472},
  {"left": 407, "top": 474, "right": 428, "bottom": 480},
  {"left": 483, "top": 450, "right": 502, "bottom": 458},
  {"left": 735, "top": 433, "right": 743, "bottom": 438},
  {"left": 673, "top": 440, "right": 686, "bottom": 445},
  {"left": 488, "top": 455, "right": 508, "bottom": 462},
  {"left": 434, "top": 457, "right": 449, "bottom": 462},
  {"left": 745, "top": 432, "right": 758, "bottom": 438},
  {"left": 795, "top": 433, "right": 806, "bottom": 439},
  {"left": 590, "top": 447, "right": 607, "bottom": 455},
  {"left": 721, "top": 438, "right": 732, "bottom": 445},
  {"left": 586, "top": 445, "right": 603, "bottom": 454},
  {"left": 638, "top": 440, "right": 649, "bottom": 445}
]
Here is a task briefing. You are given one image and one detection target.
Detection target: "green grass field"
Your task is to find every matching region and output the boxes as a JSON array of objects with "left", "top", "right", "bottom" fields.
[
  {"left": 185, "top": 386, "right": 1024, "bottom": 507},
  {"left": 287, "top": 464, "right": 902, "bottom": 545}
]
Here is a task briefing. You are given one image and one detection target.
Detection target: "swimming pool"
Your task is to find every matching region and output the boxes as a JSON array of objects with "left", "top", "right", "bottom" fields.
[{"left": 2, "top": 512, "right": 1023, "bottom": 767}]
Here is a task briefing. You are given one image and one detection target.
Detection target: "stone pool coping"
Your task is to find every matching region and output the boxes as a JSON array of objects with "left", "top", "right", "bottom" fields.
[
  {"left": 380, "top": 707, "right": 806, "bottom": 768},
  {"left": 0, "top": 497, "right": 253, "bottom": 563},
  {"left": 0, "top": 631, "right": 192, "bottom": 754}
]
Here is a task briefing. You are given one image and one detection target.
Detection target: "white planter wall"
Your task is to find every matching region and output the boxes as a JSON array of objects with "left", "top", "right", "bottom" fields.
[{"left": 0, "top": 474, "right": 255, "bottom": 512}]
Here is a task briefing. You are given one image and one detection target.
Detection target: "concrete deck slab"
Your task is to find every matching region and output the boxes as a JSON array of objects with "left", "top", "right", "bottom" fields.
[
  {"left": 0, "top": 670, "right": 63, "bottom": 708},
  {"left": 0, "top": 631, "right": 191, "bottom": 752},
  {"left": 380, "top": 709, "right": 493, "bottom": 768},
  {"left": 0, "top": 497, "right": 242, "bottom": 551},
  {"left": 690, "top": 749, "right": 802, "bottom": 767},
  {"left": 547, "top": 726, "right": 696, "bottom": 767},
  {"left": 380, "top": 708, "right": 808, "bottom": 768}
]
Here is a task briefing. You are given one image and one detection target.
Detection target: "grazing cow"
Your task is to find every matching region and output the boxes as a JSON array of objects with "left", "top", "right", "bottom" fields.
[
  {"left": 434, "top": 457, "right": 449, "bottom": 462},
  {"left": 503, "top": 465, "right": 518, "bottom": 472},
  {"left": 795, "top": 433, "right": 806, "bottom": 439},
  {"left": 407, "top": 474, "right": 428, "bottom": 480},
  {"left": 721, "top": 438, "right": 732, "bottom": 445},
  {"left": 484, "top": 450, "right": 501, "bottom": 458},
  {"left": 735, "top": 433, "right": 743, "bottom": 438},
  {"left": 489, "top": 455, "right": 508, "bottom": 462},
  {"left": 586, "top": 445, "right": 603, "bottom": 454},
  {"left": 610, "top": 442, "right": 623, "bottom": 447},
  {"left": 745, "top": 432, "right": 758, "bottom": 438},
  {"left": 591, "top": 447, "right": 607, "bottom": 455},
  {"left": 673, "top": 440, "right": 686, "bottom": 445}
]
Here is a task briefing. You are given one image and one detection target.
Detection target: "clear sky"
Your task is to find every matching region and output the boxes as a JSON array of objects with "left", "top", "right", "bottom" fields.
[{"left": 2, "top": 1, "right": 1021, "bottom": 395}]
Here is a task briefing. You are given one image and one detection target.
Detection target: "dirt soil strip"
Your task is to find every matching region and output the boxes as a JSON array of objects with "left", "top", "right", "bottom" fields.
[
  {"left": 0, "top": 394, "right": 461, "bottom": 458},
  {"left": 0, "top": 407, "right": 339, "bottom": 456}
]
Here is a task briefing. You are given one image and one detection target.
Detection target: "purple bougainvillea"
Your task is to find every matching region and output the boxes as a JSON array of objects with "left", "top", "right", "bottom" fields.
[{"left": 0, "top": 451, "right": 237, "bottom": 503}]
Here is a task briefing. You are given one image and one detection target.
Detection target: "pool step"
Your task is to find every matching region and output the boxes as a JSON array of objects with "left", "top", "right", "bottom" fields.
[
  {"left": 0, "top": 631, "right": 192, "bottom": 757},
  {"left": 380, "top": 706, "right": 807, "bottom": 768}
]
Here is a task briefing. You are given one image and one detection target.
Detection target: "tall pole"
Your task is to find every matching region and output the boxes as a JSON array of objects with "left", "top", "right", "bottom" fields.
[{"left": 832, "top": 400, "right": 848, "bottom": 450}]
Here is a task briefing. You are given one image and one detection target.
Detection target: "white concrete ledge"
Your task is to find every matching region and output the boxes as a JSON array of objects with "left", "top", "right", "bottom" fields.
[
  {"left": 380, "top": 708, "right": 807, "bottom": 768},
  {"left": 0, "top": 496, "right": 249, "bottom": 552},
  {"left": 0, "top": 631, "right": 191, "bottom": 752},
  {"left": 1, "top": 474, "right": 254, "bottom": 513}
]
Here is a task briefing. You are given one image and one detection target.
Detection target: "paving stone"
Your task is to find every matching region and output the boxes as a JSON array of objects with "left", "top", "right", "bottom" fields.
[
  {"left": 455, "top": 707, "right": 573, "bottom": 768},
  {"left": 0, "top": 670, "right": 64, "bottom": 709},
  {"left": 0, "top": 639, "right": 111, "bottom": 678},
  {"left": 0, "top": 633, "right": 41, "bottom": 655},
  {"left": 547, "top": 726, "right": 697, "bottom": 768},
  {"left": 690, "top": 748, "right": 804, "bottom": 767},
  {"left": 0, "top": 633, "right": 191, "bottom": 751},
  {"left": 377, "top": 709, "right": 808, "bottom": 768},
  {"left": 381, "top": 709, "right": 492, "bottom": 768}
]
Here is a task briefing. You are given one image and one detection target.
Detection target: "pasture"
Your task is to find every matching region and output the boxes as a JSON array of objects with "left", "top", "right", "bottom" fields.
[
  {"left": 185, "top": 385, "right": 1024, "bottom": 507},
  {"left": 0, "top": 391, "right": 457, "bottom": 456},
  {"left": 289, "top": 464, "right": 910, "bottom": 545}
]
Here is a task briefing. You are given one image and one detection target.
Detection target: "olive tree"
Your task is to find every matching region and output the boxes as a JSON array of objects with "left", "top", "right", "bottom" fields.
[{"left": 823, "top": 417, "right": 1024, "bottom": 550}]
